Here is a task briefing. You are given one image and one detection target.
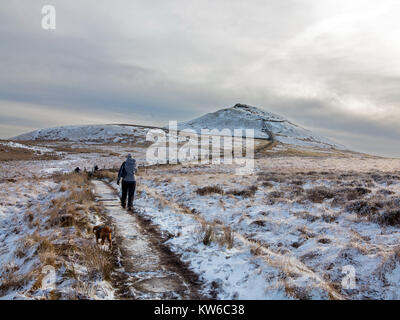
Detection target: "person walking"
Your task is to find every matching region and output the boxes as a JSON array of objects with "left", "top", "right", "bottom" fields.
[{"left": 117, "top": 154, "right": 137, "bottom": 210}]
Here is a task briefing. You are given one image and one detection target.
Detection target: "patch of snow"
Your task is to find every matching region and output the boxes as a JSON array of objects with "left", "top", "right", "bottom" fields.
[{"left": 0, "top": 141, "right": 54, "bottom": 154}]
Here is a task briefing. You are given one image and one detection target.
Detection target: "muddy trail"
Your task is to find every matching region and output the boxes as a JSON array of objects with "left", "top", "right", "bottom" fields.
[{"left": 92, "top": 180, "right": 205, "bottom": 300}]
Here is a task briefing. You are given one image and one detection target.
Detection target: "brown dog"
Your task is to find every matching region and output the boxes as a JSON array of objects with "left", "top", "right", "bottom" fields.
[{"left": 93, "top": 225, "right": 112, "bottom": 249}]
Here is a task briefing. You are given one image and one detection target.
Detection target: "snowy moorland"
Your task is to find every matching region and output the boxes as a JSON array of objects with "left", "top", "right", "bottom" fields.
[
  {"left": 126, "top": 159, "right": 400, "bottom": 299},
  {"left": 1, "top": 105, "right": 400, "bottom": 300}
]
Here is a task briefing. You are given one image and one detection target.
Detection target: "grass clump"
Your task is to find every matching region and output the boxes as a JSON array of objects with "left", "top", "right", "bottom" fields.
[
  {"left": 196, "top": 185, "right": 225, "bottom": 196},
  {"left": 305, "top": 187, "right": 334, "bottom": 203},
  {"left": 0, "top": 263, "right": 30, "bottom": 296},
  {"left": 378, "top": 210, "right": 400, "bottom": 227},
  {"left": 199, "top": 222, "right": 234, "bottom": 249},
  {"left": 345, "top": 200, "right": 380, "bottom": 216},
  {"left": 219, "top": 226, "right": 234, "bottom": 249},
  {"left": 201, "top": 224, "right": 215, "bottom": 245},
  {"left": 92, "top": 169, "right": 118, "bottom": 182},
  {"left": 227, "top": 185, "right": 258, "bottom": 197},
  {"left": 80, "top": 244, "right": 114, "bottom": 281}
]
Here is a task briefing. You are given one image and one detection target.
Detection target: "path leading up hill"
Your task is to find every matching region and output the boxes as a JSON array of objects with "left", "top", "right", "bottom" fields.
[{"left": 92, "top": 180, "right": 204, "bottom": 299}]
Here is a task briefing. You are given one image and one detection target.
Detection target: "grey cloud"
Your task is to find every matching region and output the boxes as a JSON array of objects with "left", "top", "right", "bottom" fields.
[{"left": 0, "top": 1, "right": 399, "bottom": 157}]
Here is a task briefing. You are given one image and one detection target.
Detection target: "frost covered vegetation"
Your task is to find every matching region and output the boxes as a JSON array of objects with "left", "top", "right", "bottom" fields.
[
  {"left": 0, "top": 141, "right": 60, "bottom": 162},
  {"left": 126, "top": 160, "right": 400, "bottom": 299},
  {"left": 2, "top": 138, "right": 400, "bottom": 299},
  {"left": 0, "top": 172, "right": 115, "bottom": 299}
]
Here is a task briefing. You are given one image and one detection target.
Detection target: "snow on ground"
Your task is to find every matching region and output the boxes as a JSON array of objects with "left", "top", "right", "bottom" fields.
[
  {"left": 93, "top": 181, "right": 203, "bottom": 299},
  {"left": 0, "top": 179, "right": 56, "bottom": 299},
  {"left": 0, "top": 180, "right": 56, "bottom": 299},
  {"left": 0, "top": 141, "right": 54, "bottom": 154},
  {"left": 133, "top": 188, "right": 290, "bottom": 299},
  {"left": 124, "top": 158, "right": 400, "bottom": 299},
  {"left": 2, "top": 133, "right": 400, "bottom": 299},
  {"left": 0, "top": 146, "right": 148, "bottom": 180},
  {"left": 0, "top": 158, "right": 116, "bottom": 180},
  {"left": 256, "top": 156, "right": 400, "bottom": 172},
  {"left": 107, "top": 178, "right": 288, "bottom": 299},
  {"left": 0, "top": 176, "right": 115, "bottom": 300}
]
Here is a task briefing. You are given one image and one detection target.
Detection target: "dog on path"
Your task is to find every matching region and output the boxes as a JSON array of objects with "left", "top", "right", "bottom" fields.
[{"left": 93, "top": 225, "right": 112, "bottom": 249}]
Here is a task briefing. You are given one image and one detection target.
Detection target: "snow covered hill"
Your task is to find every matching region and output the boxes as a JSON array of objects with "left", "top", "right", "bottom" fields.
[
  {"left": 178, "top": 104, "right": 346, "bottom": 150},
  {"left": 12, "top": 104, "right": 346, "bottom": 150},
  {"left": 12, "top": 124, "right": 150, "bottom": 144}
]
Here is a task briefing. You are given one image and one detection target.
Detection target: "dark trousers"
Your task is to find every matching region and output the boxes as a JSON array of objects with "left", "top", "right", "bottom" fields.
[{"left": 121, "top": 181, "right": 136, "bottom": 208}]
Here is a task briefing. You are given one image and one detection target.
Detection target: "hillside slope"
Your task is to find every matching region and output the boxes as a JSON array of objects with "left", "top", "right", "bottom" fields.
[
  {"left": 178, "top": 104, "right": 346, "bottom": 150},
  {"left": 12, "top": 124, "right": 149, "bottom": 144}
]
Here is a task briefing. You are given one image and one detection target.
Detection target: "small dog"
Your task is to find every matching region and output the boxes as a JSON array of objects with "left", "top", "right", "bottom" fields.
[{"left": 93, "top": 225, "right": 112, "bottom": 249}]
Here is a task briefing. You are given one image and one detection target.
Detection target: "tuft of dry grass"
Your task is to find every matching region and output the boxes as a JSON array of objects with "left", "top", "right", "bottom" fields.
[
  {"left": 24, "top": 210, "right": 34, "bottom": 223},
  {"left": 0, "top": 263, "right": 31, "bottom": 296},
  {"left": 284, "top": 284, "right": 310, "bottom": 300},
  {"left": 250, "top": 220, "right": 266, "bottom": 227},
  {"left": 250, "top": 243, "right": 264, "bottom": 256},
  {"left": 257, "top": 172, "right": 286, "bottom": 183},
  {"left": 261, "top": 181, "right": 273, "bottom": 188},
  {"left": 48, "top": 290, "right": 62, "bottom": 300},
  {"left": 318, "top": 238, "right": 332, "bottom": 244},
  {"left": 305, "top": 187, "right": 334, "bottom": 203},
  {"left": 345, "top": 200, "right": 380, "bottom": 216},
  {"left": 0, "top": 168, "right": 117, "bottom": 299},
  {"left": 378, "top": 210, "right": 400, "bottom": 227},
  {"left": 92, "top": 169, "right": 118, "bottom": 182},
  {"left": 196, "top": 185, "right": 225, "bottom": 196},
  {"left": 47, "top": 172, "right": 97, "bottom": 231},
  {"left": 220, "top": 226, "right": 234, "bottom": 249},
  {"left": 331, "top": 187, "right": 371, "bottom": 206},
  {"left": 80, "top": 244, "right": 114, "bottom": 281},
  {"left": 198, "top": 221, "right": 234, "bottom": 249},
  {"left": 201, "top": 224, "right": 215, "bottom": 246},
  {"left": 37, "top": 238, "right": 57, "bottom": 266},
  {"left": 268, "top": 190, "right": 284, "bottom": 199},
  {"left": 321, "top": 213, "right": 337, "bottom": 223},
  {"left": 14, "top": 248, "right": 26, "bottom": 259},
  {"left": 227, "top": 185, "right": 258, "bottom": 198}
]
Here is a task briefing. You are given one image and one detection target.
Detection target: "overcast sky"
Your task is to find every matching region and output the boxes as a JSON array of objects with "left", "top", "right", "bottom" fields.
[{"left": 1, "top": 0, "right": 400, "bottom": 156}]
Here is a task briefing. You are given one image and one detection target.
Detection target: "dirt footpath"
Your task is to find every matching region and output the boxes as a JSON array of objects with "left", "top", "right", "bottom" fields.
[{"left": 92, "top": 180, "right": 205, "bottom": 299}]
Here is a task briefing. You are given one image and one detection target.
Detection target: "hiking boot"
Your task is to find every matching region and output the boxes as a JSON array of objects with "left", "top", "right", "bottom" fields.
[
  {"left": 127, "top": 206, "right": 133, "bottom": 211},
  {"left": 121, "top": 203, "right": 126, "bottom": 209}
]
